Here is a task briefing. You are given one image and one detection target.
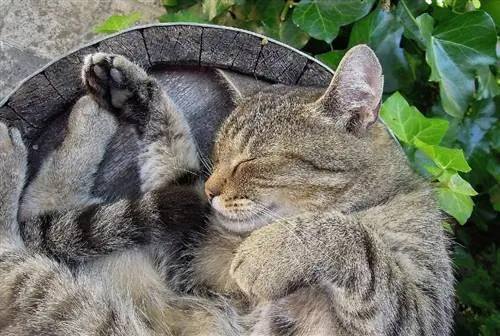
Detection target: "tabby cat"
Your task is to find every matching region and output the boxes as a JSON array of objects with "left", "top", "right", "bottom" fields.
[{"left": 0, "top": 45, "right": 454, "bottom": 335}]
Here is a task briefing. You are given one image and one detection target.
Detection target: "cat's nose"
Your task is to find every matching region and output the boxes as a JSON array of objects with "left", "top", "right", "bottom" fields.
[{"left": 204, "top": 184, "right": 221, "bottom": 202}]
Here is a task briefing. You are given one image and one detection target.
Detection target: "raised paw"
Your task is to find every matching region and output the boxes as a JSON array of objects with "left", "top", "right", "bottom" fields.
[
  {"left": 82, "top": 53, "right": 155, "bottom": 122},
  {"left": 0, "top": 123, "right": 27, "bottom": 212}
]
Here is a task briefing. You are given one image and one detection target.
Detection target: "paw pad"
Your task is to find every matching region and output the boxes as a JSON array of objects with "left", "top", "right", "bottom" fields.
[{"left": 81, "top": 53, "right": 149, "bottom": 110}]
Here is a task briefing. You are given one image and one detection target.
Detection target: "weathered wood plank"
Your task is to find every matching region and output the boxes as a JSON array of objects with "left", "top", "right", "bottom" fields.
[
  {"left": 7, "top": 73, "right": 66, "bottom": 129},
  {"left": 98, "top": 30, "right": 151, "bottom": 69},
  {"left": 0, "top": 105, "right": 19, "bottom": 125},
  {"left": 254, "top": 42, "right": 308, "bottom": 85},
  {"left": 142, "top": 26, "right": 202, "bottom": 66},
  {"left": 297, "top": 60, "right": 332, "bottom": 87},
  {"left": 0, "top": 105, "right": 41, "bottom": 147},
  {"left": 200, "top": 28, "right": 262, "bottom": 73},
  {"left": 44, "top": 45, "right": 98, "bottom": 103}
]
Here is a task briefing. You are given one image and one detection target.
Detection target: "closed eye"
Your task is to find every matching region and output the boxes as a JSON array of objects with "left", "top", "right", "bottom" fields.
[
  {"left": 284, "top": 153, "right": 345, "bottom": 173},
  {"left": 231, "top": 157, "right": 256, "bottom": 176}
]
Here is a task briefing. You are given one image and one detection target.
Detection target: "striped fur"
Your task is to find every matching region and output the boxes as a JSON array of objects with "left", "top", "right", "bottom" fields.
[
  {"left": 0, "top": 46, "right": 453, "bottom": 335},
  {"left": 0, "top": 53, "right": 241, "bottom": 336}
]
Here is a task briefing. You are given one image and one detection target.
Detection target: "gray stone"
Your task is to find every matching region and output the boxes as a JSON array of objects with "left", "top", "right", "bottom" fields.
[
  {"left": 0, "top": 41, "right": 50, "bottom": 99},
  {"left": 0, "top": 0, "right": 164, "bottom": 100}
]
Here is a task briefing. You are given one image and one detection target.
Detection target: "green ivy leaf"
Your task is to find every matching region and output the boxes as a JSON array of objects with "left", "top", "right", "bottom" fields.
[
  {"left": 446, "top": 173, "right": 478, "bottom": 196},
  {"left": 315, "top": 50, "right": 346, "bottom": 70},
  {"left": 380, "top": 92, "right": 449, "bottom": 144},
  {"left": 490, "top": 184, "right": 500, "bottom": 211},
  {"left": 159, "top": 6, "right": 209, "bottom": 23},
  {"left": 93, "top": 12, "right": 142, "bottom": 34},
  {"left": 424, "top": 163, "right": 443, "bottom": 177},
  {"left": 483, "top": 0, "right": 500, "bottom": 27},
  {"left": 456, "top": 99, "right": 497, "bottom": 158},
  {"left": 466, "top": 148, "right": 493, "bottom": 187},
  {"left": 417, "top": 11, "right": 497, "bottom": 117},
  {"left": 395, "top": 0, "right": 427, "bottom": 48},
  {"left": 255, "top": 1, "right": 309, "bottom": 49},
  {"left": 202, "top": 0, "right": 235, "bottom": 20},
  {"left": 476, "top": 66, "right": 500, "bottom": 100},
  {"left": 453, "top": 246, "right": 476, "bottom": 271},
  {"left": 456, "top": 266, "right": 495, "bottom": 308},
  {"left": 487, "top": 157, "right": 500, "bottom": 182},
  {"left": 488, "top": 123, "right": 500, "bottom": 152},
  {"left": 437, "top": 187, "right": 474, "bottom": 224},
  {"left": 415, "top": 139, "right": 472, "bottom": 172},
  {"left": 163, "top": 0, "right": 178, "bottom": 6},
  {"left": 292, "top": 0, "right": 376, "bottom": 43},
  {"left": 349, "top": 6, "right": 412, "bottom": 92},
  {"left": 161, "top": 0, "right": 199, "bottom": 11}
]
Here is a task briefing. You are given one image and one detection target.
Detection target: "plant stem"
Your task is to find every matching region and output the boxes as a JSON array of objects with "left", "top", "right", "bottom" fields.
[{"left": 280, "top": 0, "right": 296, "bottom": 22}]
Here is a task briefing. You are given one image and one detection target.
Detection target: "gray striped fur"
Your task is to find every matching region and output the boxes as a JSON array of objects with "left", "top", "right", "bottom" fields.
[{"left": 0, "top": 46, "right": 453, "bottom": 335}]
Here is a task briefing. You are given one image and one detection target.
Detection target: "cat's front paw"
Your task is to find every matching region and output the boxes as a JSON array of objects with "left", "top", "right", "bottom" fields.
[
  {"left": 82, "top": 53, "right": 155, "bottom": 122},
  {"left": 230, "top": 224, "right": 312, "bottom": 301}
]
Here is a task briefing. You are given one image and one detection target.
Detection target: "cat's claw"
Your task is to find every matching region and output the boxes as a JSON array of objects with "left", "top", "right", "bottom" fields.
[{"left": 82, "top": 52, "right": 153, "bottom": 114}]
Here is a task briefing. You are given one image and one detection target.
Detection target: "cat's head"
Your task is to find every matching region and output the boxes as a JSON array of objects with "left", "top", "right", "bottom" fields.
[{"left": 206, "top": 45, "right": 413, "bottom": 233}]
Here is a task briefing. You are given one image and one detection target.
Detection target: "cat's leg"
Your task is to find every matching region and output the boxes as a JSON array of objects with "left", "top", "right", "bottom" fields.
[
  {"left": 20, "top": 96, "right": 118, "bottom": 220},
  {"left": 82, "top": 52, "right": 200, "bottom": 192},
  {"left": 0, "top": 123, "right": 154, "bottom": 335},
  {"left": 20, "top": 53, "right": 204, "bottom": 262},
  {"left": 231, "top": 211, "right": 453, "bottom": 336}
]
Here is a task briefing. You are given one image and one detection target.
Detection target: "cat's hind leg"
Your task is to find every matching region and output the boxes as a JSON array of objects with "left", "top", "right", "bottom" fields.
[
  {"left": 20, "top": 96, "right": 118, "bottom": 220},
  {"left": 82, "top": 53, "right": 200, "bottom": 193}
]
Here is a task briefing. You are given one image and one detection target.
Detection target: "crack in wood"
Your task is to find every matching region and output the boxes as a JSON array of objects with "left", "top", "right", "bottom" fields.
[
  {"left": 6, "top": 102, "right": 41, "bottom": 129},
  {"left": 295, "top": 60, "right": 312, "bottom": 85},
  {"left": 252, "top": 43, "right": 264, "bottom": 79},
  {"left": 198, "top": 27, "right": 204, "bottom": 66},
  {"left": 139, "top": 29, "right": 152, "bottom": 69},
  {"left": 42, "top": 72, "right": 66, "bottom": 103}
]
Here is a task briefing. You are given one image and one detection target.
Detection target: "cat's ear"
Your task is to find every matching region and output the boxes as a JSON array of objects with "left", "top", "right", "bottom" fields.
[
  {"left": 315, "top": 44, "right": 383, "bottom": 136},
  {"left": 216, "top": 69, "right": 270, "bottom": 99}
]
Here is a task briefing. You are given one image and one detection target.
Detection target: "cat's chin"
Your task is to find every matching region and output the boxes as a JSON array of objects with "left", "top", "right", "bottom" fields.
[{"left": 212, "top": 211, "right": 272, "bottom": 234}]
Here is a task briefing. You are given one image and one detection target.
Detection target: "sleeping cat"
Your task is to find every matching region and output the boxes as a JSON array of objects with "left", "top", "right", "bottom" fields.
[{"left": 0, "top": 45, "right": 454, "bottom": 335}]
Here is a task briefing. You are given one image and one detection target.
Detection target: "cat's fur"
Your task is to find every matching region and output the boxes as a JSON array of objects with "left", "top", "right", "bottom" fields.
[{"left": 0, "top": 46, "right": 454, "bottom": 335}]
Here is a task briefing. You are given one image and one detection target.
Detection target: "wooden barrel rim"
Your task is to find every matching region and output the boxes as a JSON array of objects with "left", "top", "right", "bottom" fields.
[{"left": 0, "top": 23, "right": 334, "bottom": 189}]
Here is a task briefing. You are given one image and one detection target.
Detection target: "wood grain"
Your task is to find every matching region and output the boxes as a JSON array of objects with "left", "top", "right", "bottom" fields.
[
  {"left": 142, "top": 25, "right": 202, "bottom": 66},
  {"left": 297, "top": 60, "right": 332, "bottom": 87},
  {"left": 44, "top": 45, "right": 98, "bottom": 103},
  {"left": 254, "top": 42, "right": 309, "bottom": 85},
  {"left": 6, "top": 73, "right": 65, "bottom": 132},
  {"left": 200, "top": 27, "right": 262, "bottom": 74},
  {"left": 98, "top": 30, "right": 151, "bottom": 69}
]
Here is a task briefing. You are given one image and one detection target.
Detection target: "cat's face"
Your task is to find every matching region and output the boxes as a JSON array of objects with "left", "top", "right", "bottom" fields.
[{"left": 206, "top": 45, "right": 388, "bottom": 233}]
